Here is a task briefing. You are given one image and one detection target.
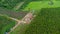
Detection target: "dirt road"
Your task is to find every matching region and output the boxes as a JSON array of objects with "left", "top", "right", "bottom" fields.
[{"left": 8, "top": 12, "right": 36, "bottom": 34}]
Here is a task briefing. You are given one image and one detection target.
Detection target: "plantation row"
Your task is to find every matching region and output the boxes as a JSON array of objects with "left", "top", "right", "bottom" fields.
[
  {"left": 24, "top": 7, "right": 60, "bottom": 34},
  {"left": 0, "top": 16, "right": 16, "bottom": 34}
]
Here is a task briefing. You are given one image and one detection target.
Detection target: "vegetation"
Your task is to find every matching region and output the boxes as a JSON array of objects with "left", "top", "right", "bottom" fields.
[
  {"left": 0, "top": 15, "right": 16, "bottom": 34},
  {"left": 24, "top": 1, "right": 60, "bottom": 10},
  {"left": 10, "top": 24, "right": 29, "bottom": 34},
  {"left": 0, "top": 0, "right": 25, "bottom": 9},
  {"left": 18, "top": 0, "right": 31, "bottom": 10},
  {"left": 24, "top": 8, "right": 60, "bottom": 34},
  {"left": 0, "top": 0, "right": 60, "bottom": 34}
]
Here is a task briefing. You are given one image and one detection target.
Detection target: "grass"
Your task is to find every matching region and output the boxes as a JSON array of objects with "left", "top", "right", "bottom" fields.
[
  {"left": 24, "top": 1, "right": 60, "bottom": 10},
  {"left": 24, "top": 8, "right": 60, "bottom": 34}
]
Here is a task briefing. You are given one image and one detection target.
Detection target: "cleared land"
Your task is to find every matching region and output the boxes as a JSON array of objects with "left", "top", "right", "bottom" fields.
[
  {"left": 10, "top": 12, "right": 35, "bottom": 34},
  {"left": 0, "top": 7, "right": 28, "bottom": 19}
]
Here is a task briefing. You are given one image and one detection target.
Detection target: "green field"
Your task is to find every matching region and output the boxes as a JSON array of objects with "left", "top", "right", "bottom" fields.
[
  {"left": 24, "top": 1, "right": 60, "bottom": 10},
  {"left": 0, "top": 15, "right": 16, "bottom": 34}
]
